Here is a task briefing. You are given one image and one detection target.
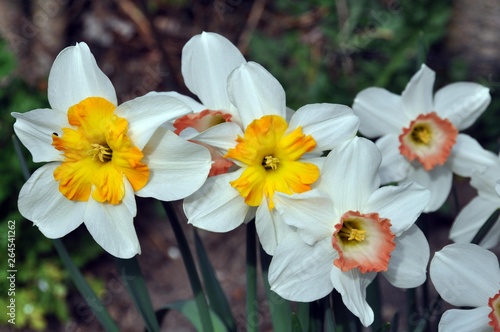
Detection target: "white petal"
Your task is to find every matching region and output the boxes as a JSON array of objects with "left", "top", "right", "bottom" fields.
[
  {"left": 330, "top": 268, "right": 376, "bottom": 327},
  {"left": 449, "top": 196, "right": 498, "bottom": 246},
  {"left": 366, "top": 182, "right": 430, "bottom": 236},
  {"left": 137, "top": 129, "right": 211, "bottom": 201},
  {"left": 227, "top": 62, "right": 286, "bottom": 128},
  {"left": 406, "top": 165, "right": 452, "bottom": 213},
  {"left": 189, "top": 121, "right": 243, "bottom": 154},
  {"left": 48, "top": 42, "right": 117, "bottom": 112},
  {"left": 269, "top": 235, "right": 335, "bottom": 302},
  {"left": 115, "top": 94, "right": 191, "bottom": 150},
  {"left": 430, "top": 243, "right": 500, "bottom": 307},
  {"left": 12, "top": 109, "right": 67, "bottom": 162},
  {"left": 352, "top": 87, "right": 407, "bottom": 137},
  {"left": 434, "top": 82, "right": 491, "bottom": 130},
  {"left": 273, "top": 190, "right": 334, "bottom": 245},
  {"left": 18, "top": 163, "right": 85, "bottom": 238},
  {"left": 471, "top": 160, "right": 500, "bottom": 202},
  {"left": 184, "top": 170, "right": 249, "bottom": 232},
  {"left": 375, "top": 134, "right": 412, "bottom": 184},
  {"left": 449, "top": 134, "right": 497, "bottom": 177},
  {"left": 496, "top": 180, "right": 500, "bottom": 197},
  {"left": 401, "top": 64, "right": 435, "bottom": 119},
  {"left": 84, "top": 180, "right": 139, "bottom": 258},
  {"left": 438, "top": 307, "right": 492, "bottom": 332},
  {"left": 255, "top": 201, "right": 293, "bottom": 255},
  {"left": 146, "top": 91, "right": 206, "bottom": 113},
  {"left": 288, "top": 103, "right": 359, "bottom": 152},
  {"left": 182, "top": 32, "right": 245, "bottom": 110},
  {"left": 383, "top": 225, "right": 429, "bottom": 288},
  {"left": 320, "top": 137, "right": 381, "bottom": 212}
]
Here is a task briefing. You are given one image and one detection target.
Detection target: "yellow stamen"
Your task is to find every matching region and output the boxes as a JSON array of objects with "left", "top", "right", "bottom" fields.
[
  {"left": 339, "top": 222, "right": 366, "bottom": 241},
  {"left": 411, "top": 125, "right": 432, "bottom": 145},
  {"left": 263, "top": 155, "right": 280, "bottom": 170},
  {"left": 88, "top": 143, "right": 113, "bottom": 162}
]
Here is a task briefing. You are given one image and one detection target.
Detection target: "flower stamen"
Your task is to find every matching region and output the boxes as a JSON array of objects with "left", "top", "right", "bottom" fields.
[
  {"left": 88, "top": 143, "right": 112, "bottom": 163},
  {"left": 262, "top": 155, "right": 280, "bottom": 170}
]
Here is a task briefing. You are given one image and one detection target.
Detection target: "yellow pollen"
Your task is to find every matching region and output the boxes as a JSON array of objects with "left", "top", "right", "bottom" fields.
[
  {"left": 88, "top": 143, "right": 112, "bottom": 162},
  {"left": 339, "top": 223, "right": 366, "bottom": 241},
  {"left": 263, "top": 155, "right": 279, "bottom": 170},
  {"left": 411, "top": 125, "right": 432, "bottom": 145}
]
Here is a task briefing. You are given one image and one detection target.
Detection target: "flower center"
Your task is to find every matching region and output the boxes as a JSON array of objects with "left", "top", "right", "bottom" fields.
[
  {"left": 174, "top": 109, "right": 234, "bottom": 176},
  {"left": 399, "top": 112, "right": 458, "bottom": 171},
  {"left": 52, "top": 97, "right": 149, "bottom": 204},
  {"left": 225, "top": 115, "right": 319, "bottom": 209},
  {"left": 488, "top": 290, "right": 500, "bottom": 331},
  {"left": 332, "top": 211, "right": 396, "bottom": 273}
]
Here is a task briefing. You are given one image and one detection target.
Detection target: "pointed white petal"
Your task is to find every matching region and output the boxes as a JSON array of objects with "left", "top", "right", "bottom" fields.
[
  {"left": 288, "top": 103, "right": 358, "bottom": 152},
  {"left": 184, "top": 170, "right": 249, "bottom": 232},
  {"left": 383, "top": 225, "right": 429, "bottom": 288},
  {"left": 449, "top": 196, "right": 498, "bottom": 246},
  {"left": 321, "top": 138, "right": 381, "bottom": 212},
  {"left": 146, "top": 91, "right": 206, "bottom": 113},
  {"left": 18, "top": 163, "right": 85, "bottom": 238},
  {"left": 12, "top": 109, "right": 67, "bottom": 162},
  {"left": 182, "top": 32, "right": 245, "bottom": 110},
  {"left": 115, "top": 94, "right": 191, "bottom": 150},
  {"left": 330, "top": 268, "right": 376, "bottom": 327},
  {"left": 430, "top": 243, "right": 500, "bottom": 307},
  {"left": 401, "top": 64, "right": 435, "bottom": 119},
  {"left": 269, "top": 235, "right": 335, "bottom": 302},
  {"left": 137, "top": 129, "right": 211, "bottom": 201},
  {"left": 434, "top": 82, "right": 491, "bottom": 130},
  {"left": 84, "top": 180, "right": 139, "bottom": 258},
  {"left": 366, "top": 183, "right": 430, "bottom": 236},
  {"left": 48, "top": 42, "right": 117, "bottom": 112},
  {"left": 189, "top": 121, "right": 243, "bottom": 154},
  {"left": 353, "top": 87, "right": 407, "bottom": 137},
  {"left": 438, "top": 307, "right": 492, "bottom": 332},
  {"left": 471, "top": 160, "right": 500, "bottom": 202},
  {"left": 227, "top": 62, "right": 286, "bottom": 128},
  {"left": 376, "top": 134, "right": 412, "bottom": 184},
  {"left": 406, "top": 165, "right": 452, "bottom": 213},
  {"left": 255, "top": 201, "right": 293, "bottom": 255},
  {"left": 449, "top": 134, "right": 497, "bottom": 177}
]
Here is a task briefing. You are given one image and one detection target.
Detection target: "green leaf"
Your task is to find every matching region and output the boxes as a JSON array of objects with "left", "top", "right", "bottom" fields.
[
  {"left": 246, "top": 221, "right": 258, "bottom": 332},
  {"left": 156, "top": 299, "right": 227, "bottom": 331},
  {"left": 471, "top": 209, "right": 500, "bottom": 245},
  {"left": 296, "top": 302, "right": 310, "bottom": 332},
  {"left": 259, "top": 246, "right": 292, "bottom": 332},
  {"left": 114, "top": 256, "right": 160, "bottom": 332},
  {"left": 194, "top": 230, "right": 236, "bottom": 331},
  {"left": 291, "top": 313, "right": 303, "bottom": 332},
  {"left": 161, "top": 201, "right": 214, "bottom": 332},
  {"left": 52, "top": 239, "right": 119, "bottom": 332}
]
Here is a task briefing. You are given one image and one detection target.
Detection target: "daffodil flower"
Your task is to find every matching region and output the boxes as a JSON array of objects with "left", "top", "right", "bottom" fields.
[
  {"left": 449, "top": 150, "right": 500, "bottom": 248},
  {"left": 13, "top": 42, "right": 212, "bottom": 258},
  {"left": 430, "top": 243, "right": 500, "bottom": 332},
  {"left": 268, "top": 137, "right": 430, "bottom": 326},
  {"left": 353, "top": 64, "right": 493, "bottom": 212},
  {"left": 183, "top": 58, "right": 359, "bottom": 254}
]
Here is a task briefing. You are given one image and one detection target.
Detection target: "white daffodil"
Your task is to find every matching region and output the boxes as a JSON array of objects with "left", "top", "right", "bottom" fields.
[
  {"left": 430, "top": 243, "right": 500, "bottom": 332},
  {"left": 449, "top": 150, "right": 500, "bottom": 248},
  {"left": 268, "top": 137, "right": 430, "bottom": 326},
  {"left": 353, "top": 64, "right": 493, "bottom": 212},
  {"left": 13, "top": 42, "right": 212, "bottom": 258},
  {"left": 182, "top": 52, "right": 359, "bottom": 254}
]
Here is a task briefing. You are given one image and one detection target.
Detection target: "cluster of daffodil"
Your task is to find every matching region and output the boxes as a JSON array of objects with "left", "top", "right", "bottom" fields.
[{"left": 13, "top": 32, "right": 500, "bottom": 331}]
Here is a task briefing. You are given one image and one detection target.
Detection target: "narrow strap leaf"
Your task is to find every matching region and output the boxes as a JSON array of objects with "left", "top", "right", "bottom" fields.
[
  {"left": 296, "top": 302, "right": 310, "bottom": 332},
  {"left": 259, "top": 245, "right": 292, "bottom": 332},
  {"left": 155, "top": 299, "right": 227, "bottom": 331},
  {"left": 246, "top": 220, "right": 258, "bottom": 332},
  {"left": 194, "top": 230, "right": 237, "bottom": 331},
  {"left": 471, "top": 209, "right": 500, "bottom": 245},
  {"left": 161, "top": 201, "right": 214, "bottom": 332},
  {"left": 53, "top": 239, "right": 119, "bottom": 331},
  {"left": 114, "top": 256, "right": 160, "bottom": 332}
]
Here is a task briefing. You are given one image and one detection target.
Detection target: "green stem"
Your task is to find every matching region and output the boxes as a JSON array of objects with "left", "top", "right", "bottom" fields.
[
  {"left": 246, "top": 220, "right": 258, "bottom": 332},
  {"left": 161, "top": 201, "right": 214, "bottom": 332}
]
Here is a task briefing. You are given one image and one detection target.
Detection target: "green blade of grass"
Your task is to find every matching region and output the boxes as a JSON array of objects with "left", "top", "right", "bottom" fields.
[
  {"left": 194, "top": 230, "right": 237, "bottom": 331},
  {"left": 161, "top": 201, "right": 214, "bottom": 332},
  {"left": 246, "top": 220, "right": 258, "bottom": 332},
  {"left": 114, "top": 256, "right": 160, "bottom": 332}
]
